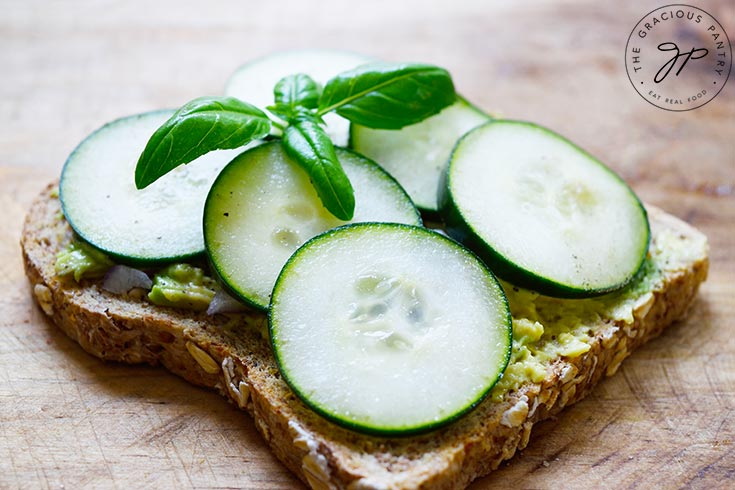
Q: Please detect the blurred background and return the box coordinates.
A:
[3,0,732,190]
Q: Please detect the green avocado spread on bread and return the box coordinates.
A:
[492,228,694,400]
[147,263,217,311]
[55,240,113,282]
[55,241,216,311]
[53,227,691,403]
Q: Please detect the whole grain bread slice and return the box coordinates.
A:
[21,182,708,490]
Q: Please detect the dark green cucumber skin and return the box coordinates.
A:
[268,222,512,437]
[203,142,422,312]
[348,95,491,222]
[439,120,651,299]
[59,109,211,268]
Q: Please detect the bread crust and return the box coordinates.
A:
[21,182,708,490]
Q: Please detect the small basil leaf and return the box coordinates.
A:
[135,96,272,189]
[274,73,320,112]
[318,62,456,129]
[282,118,355,221]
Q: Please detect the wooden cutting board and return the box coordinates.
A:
[1,1,733,488]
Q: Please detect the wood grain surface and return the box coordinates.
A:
[1,1,733,489]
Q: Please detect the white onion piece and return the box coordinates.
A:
[207,289,249,315]
[103,265,153,294]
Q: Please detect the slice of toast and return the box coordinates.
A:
[21,182,708,490]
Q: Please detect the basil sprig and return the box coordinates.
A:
[135,62,455,219]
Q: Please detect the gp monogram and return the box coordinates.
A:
[625,4,731,111]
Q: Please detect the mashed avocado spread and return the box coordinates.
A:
[55,228,688,401]
[148,263,217,311]
[489,230,686,400]
[55,239,114,281]
[55,241,216,311]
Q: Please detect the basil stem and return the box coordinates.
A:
[317,62,456,129]
[282,117,355,221]
[135,96,272,189]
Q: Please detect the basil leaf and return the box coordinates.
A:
[274,74,320,111]
[282,117,355,221]
[268,74,321,122]
[318,62,456,129]
[135,96,272,189]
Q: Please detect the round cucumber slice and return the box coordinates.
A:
[441,120,650,297]
[204,142,421,311]
[59,111,241,265]
[350,98,490,216]
[270,223,511,435]
[225,49,373,146]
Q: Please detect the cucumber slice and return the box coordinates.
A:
[225,49,373,146]
[59,111,241,265]
[270,223,511,435]
[442,120,650,297]
[350,98,490,215]
[204,142,421,310]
